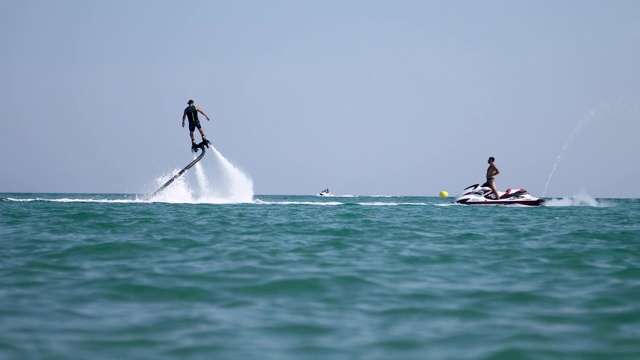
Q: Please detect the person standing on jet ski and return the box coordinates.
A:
[484,157,501,199]
[182,100,211,151]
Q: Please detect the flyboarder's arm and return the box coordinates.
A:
[182,111,187,128]
[197,107,211,121]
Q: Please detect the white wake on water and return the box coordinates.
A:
[544,190,613,207]
[150,145,254,204]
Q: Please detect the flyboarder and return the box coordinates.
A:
[182,100,211,151]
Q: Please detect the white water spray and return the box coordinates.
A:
[149,145,254,203]
[542,99,623,197]
[150,171,195,203]
[194,162,213,199]
[205,145,254,203]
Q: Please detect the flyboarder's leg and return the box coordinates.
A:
[190,131,199,151]
[198,128,210,145]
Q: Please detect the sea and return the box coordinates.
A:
[1,147,640,360]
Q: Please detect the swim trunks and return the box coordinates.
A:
[482,178,495,187]
[188,119,201,132]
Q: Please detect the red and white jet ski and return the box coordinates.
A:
[454,183,545,206]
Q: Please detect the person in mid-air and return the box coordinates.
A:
[484,156,500,199]
[182,100,211,150]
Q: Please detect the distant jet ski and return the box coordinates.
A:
[454,183,545,206]
[318,188,333,196]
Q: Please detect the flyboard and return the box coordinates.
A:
[148,140,211,199]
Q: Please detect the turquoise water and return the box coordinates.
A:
[1,193,639,359]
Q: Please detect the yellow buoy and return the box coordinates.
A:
[439,190,449,198]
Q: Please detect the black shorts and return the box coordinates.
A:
[188,120,201,132]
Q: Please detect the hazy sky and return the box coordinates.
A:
[2,0,639,197]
